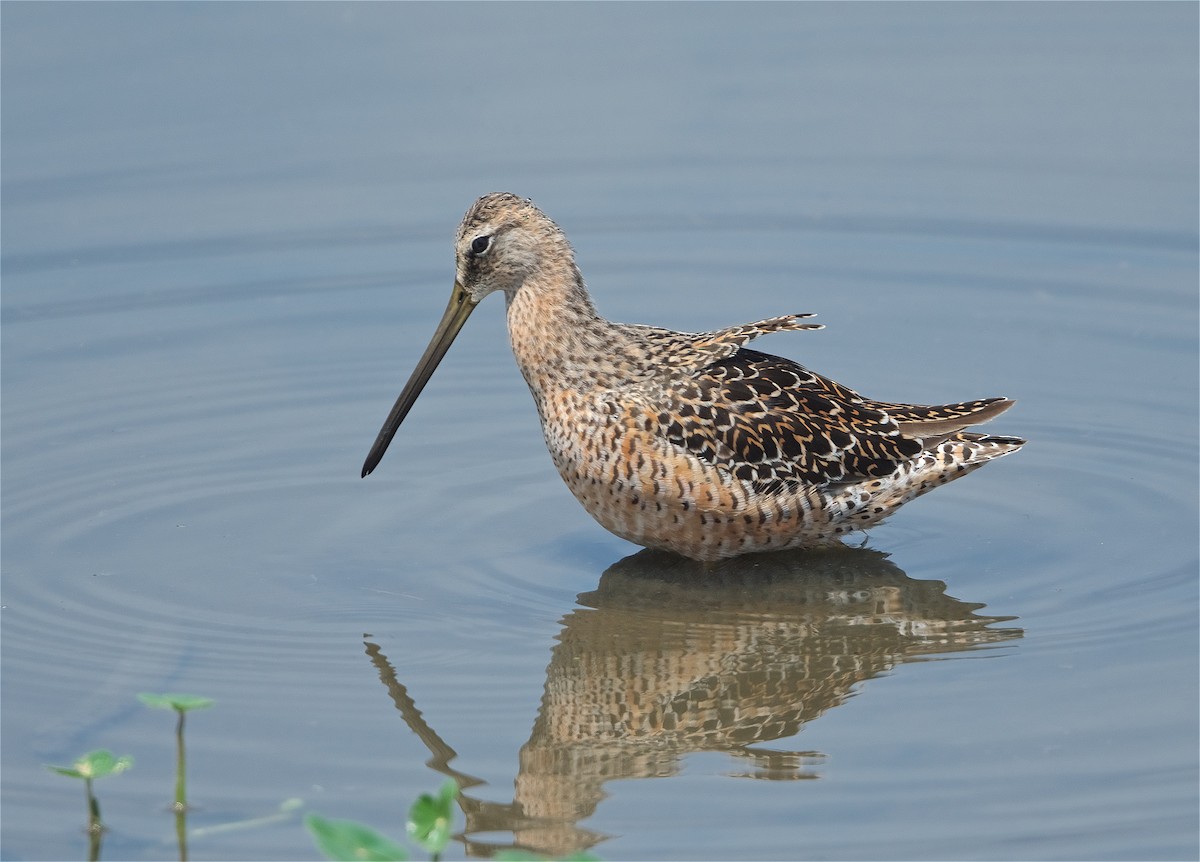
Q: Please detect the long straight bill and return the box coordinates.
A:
[361,281,478,477]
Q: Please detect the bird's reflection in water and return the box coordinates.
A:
[365,547,1022,858]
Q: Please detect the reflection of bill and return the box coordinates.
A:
[366,547,1022,859]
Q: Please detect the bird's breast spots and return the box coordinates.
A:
[542,388,614,425]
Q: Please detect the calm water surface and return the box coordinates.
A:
[3,5,1197,861]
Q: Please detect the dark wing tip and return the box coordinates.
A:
[979,434,1026,447]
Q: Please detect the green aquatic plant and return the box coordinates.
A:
[406,779,457,860]
[306,778,460,862]
[45,748,133,860]
[139,692,214,861]
[137,693,213,811]
[305,814,410,861]
[45,748,134,830]
[46,696,554,861]
[189,796,305,838]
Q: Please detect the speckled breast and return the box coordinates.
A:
[535,390,841,560]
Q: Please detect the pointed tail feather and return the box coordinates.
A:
[881,397,1017,445]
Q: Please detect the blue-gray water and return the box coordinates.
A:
[3,4,1197,860]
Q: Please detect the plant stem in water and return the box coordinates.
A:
[174,709,189,862]
[85,777,103,862]
[175,710,187,809]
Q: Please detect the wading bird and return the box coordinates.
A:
[362,193,1023,561]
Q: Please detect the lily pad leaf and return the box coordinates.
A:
[45,749,133,780]
[138,692,215,711]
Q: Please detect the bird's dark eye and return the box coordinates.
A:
[470,235,491,256]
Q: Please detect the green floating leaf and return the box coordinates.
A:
[138,692,215,712]
[45,750,133,781]
[305,814,408,862]
[406,779,457,855]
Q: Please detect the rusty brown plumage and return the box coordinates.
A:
[363,193,1025,560]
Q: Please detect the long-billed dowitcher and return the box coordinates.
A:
[363,193,1024,561]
